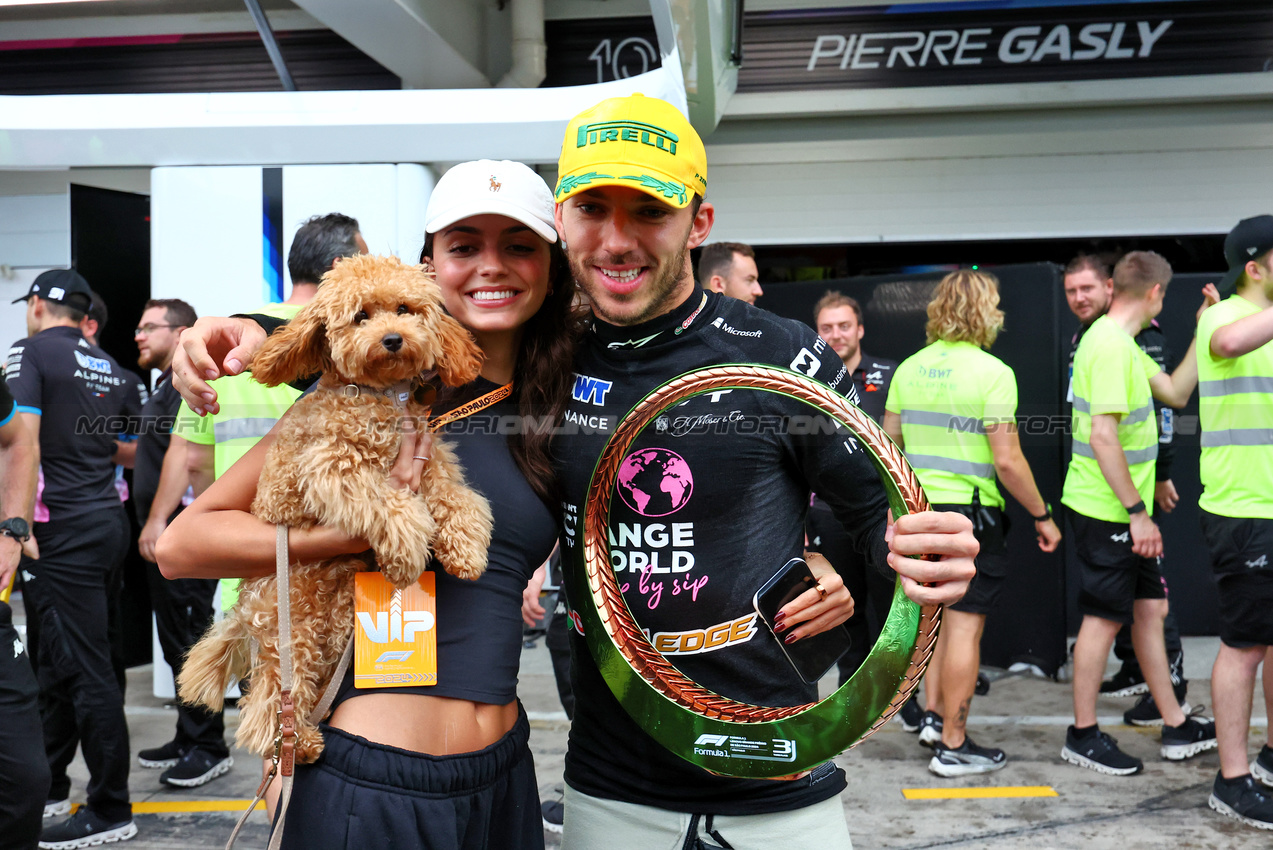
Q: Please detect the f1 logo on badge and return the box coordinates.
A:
[375,650,414,663]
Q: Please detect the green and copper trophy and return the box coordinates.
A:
[568,364,941,778]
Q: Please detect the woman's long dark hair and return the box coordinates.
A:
[422,233,587,512]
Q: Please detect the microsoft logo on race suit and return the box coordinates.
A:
[572,373,613,405]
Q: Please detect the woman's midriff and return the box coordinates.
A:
[328,693,518,755]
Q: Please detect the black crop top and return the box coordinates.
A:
[330,378,558,707]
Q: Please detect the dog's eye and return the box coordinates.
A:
[396,304,409,315]
[353,310,368,324]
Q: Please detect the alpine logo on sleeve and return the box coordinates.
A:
[790,348,821,377]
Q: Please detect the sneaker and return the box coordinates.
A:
[541,799,564,834]
[159,749,233,788]
[1209,773,1273,830]
[918,711,943,749]
[1123,684,1190,728]
[929,736,1007,777]
[43,800,71,819]
[1162,715,1218,761]
[1061,726,1143,776]
[137,740,186,769]
[1100,664,1149,698]
[898,696,924,733]
[1253,745,1273,788]
[39,808,136,849]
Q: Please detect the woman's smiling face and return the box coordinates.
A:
[428,213,553,337]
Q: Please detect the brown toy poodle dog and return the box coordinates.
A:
[179,254,494,763]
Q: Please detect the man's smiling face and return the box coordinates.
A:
[555,186,713,327]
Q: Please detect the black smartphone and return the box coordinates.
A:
[752,558,852,684]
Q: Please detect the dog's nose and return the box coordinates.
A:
[382,334,403,353]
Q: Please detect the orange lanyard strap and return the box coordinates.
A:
[427,383,513,431]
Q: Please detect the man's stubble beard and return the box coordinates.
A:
[567,228,695,328]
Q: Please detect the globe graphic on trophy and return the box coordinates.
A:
[616,447,694,517]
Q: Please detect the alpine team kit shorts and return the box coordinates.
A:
[1070,511,1167,624]
[1200,510,1273,648]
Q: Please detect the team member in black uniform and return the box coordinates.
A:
[6,270,141,849]
[805,292,900,686]
[128,298,235,789]
[0,373,46,850]
[78,289,148,702]
[160,160,581,849]
[1064,255,1188,724]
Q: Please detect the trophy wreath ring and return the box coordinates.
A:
[568,364,943,778]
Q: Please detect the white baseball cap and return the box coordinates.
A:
[425,160,558,243]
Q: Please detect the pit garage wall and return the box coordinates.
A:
[700,96,1273,246]
[150,164,433,320]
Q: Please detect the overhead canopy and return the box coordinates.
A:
[0,58,686,168]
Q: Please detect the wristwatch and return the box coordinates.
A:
[1124,500,1147,516]
[1031,503,1053,523]
[0,517,30,543]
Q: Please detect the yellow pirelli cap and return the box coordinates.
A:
[555,93,707,209]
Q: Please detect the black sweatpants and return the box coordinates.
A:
[546,606,574,720]
[21,505,131,823]
[145,563,227,756]
[0,601,51,850]
[806,504,896,686]
[278,708,543,850]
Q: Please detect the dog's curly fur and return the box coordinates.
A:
[178,254,493,763]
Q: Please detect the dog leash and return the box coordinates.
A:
[224,527,354,850]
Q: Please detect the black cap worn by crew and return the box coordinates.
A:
[1220,215,1273,293]
[12,268,93,311]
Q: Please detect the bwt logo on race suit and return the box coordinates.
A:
[572,373,613,405]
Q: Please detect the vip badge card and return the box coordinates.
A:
[354,572,437,688]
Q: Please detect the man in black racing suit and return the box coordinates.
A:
[548,94,977,848]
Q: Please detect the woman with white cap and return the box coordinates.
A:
[159,160,583,849]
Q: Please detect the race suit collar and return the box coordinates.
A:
[589,289,716,351]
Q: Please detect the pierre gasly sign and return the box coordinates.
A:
[738,0,1273,92]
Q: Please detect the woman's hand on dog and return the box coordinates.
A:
[173,317,268,415]
[389,418,432,494]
